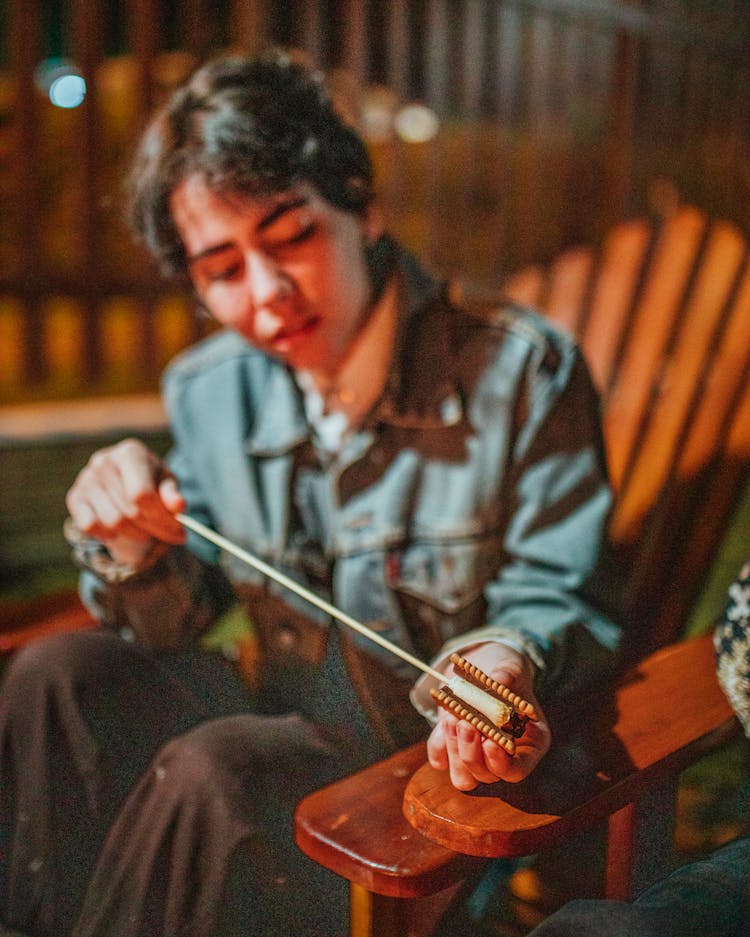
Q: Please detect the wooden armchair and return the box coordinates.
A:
[294,204,750,936]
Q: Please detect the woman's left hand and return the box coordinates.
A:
[426,642,550,789]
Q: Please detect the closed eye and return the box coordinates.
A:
[205,261,242,283]
[283,222,316,246]
[262,214,318,251]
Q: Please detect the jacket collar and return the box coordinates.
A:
[371,243,465,430]
[246,365,309,457]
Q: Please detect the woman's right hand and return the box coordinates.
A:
[66,437,186,566]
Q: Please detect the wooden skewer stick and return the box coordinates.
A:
[177,513,535,750]
[177,512,445,682]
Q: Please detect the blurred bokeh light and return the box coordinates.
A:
[35,59,87,109]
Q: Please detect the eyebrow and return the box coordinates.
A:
[185,195,310,267]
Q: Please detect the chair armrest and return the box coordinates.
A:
[294,741,484,898]
[0,593,95,655]
[294,634,738,897]
[404,633,738,856]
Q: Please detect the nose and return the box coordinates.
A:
[246,250,290,309]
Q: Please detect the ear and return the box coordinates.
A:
[362,201,385,243]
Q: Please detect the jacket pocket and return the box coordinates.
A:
[233,582,328,712]
[387,539,495,660]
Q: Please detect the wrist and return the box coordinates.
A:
[456,642,536,698]
[64,518,171,584]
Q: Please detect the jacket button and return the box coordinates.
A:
[346,512,373,530]
[419,605,438,624]
[276,623,298,649]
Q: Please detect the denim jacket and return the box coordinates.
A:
[80,243,623,743]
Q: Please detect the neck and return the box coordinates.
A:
[297,276,398,422]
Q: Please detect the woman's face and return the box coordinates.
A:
[170,175,382,377]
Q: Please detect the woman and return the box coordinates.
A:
[0,50,621,937]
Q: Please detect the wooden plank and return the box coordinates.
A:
[349,882,464,937]
[503,264,546,308]
[10,0,45,385]
[541,245,595,335]
[294,636,736,895]
[495,1,523,125]
[71,0,106,385]
[296,0,324,65]
[510,208,750,645]
[676,258,750,479]
[611,218,747,542]
[605,778,676,900]
[340,0,368,77]
[384,0,411,98]
[293,742,483,898]
[650,338,750,643]
[127,0,159,121]
[580,218,652,393]
[615,225,748,640]
[603,206,707,492]
[230,0,272,54]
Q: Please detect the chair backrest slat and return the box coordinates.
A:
[542,246,596,335]
[581,219,653,393]
[602,207,708,492]
[612,217,747,542]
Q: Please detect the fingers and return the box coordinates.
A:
[484,716,551,784]
[427,643,552,789]
[66,438,185,555]
[428,711,550,789]
[427,714,510,791]
[426,721,449,771]
[428,714,517,790]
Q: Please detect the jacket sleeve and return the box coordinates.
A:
[75,367,237,651]
[77,546,236,651]
[417,332,624,707]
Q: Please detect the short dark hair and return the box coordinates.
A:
[127,49,375,275]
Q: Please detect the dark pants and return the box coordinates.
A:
[528,835,750,937]
[0,628,369,937]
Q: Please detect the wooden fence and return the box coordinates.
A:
[1,0,749,402]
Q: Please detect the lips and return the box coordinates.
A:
[269,316,322,349]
